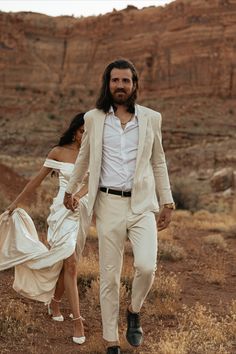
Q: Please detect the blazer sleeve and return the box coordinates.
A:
[151,113,174,206]
[66,117,90,194]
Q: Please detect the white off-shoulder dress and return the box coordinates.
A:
[0,159,90,303]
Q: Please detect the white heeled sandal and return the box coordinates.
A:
[47,297,64,322]
[72,315,86,344]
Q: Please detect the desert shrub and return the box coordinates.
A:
[204,267,226,285]
[15,85,26,91]
[203,234,227,250]
[159,240,186,261]
[172,177,201,211]
[47,113,56,120]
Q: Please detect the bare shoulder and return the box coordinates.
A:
[47,146,62,161]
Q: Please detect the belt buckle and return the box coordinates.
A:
[121,190,124,197]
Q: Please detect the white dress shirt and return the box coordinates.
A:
[99,106,139,191]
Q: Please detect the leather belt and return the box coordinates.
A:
[99,187,131,197]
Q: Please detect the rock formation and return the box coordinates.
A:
[210,167,234,192]
[0,0,235,211]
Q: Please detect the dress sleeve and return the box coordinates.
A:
[43,159,62,171]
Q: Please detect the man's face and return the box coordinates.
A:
[109,68,135,105]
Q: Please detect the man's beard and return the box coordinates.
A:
[111,89,133,105]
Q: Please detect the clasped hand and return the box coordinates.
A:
[63,192,79,211]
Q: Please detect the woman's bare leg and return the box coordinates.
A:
[64,252,84,338]
[50,267,65,316]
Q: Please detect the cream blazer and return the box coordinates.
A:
[66,105,174,216]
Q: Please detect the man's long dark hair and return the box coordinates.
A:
[96,59,139,113]
[57,112,85,146]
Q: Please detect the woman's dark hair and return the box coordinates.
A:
[57,112,85,146]
[96,58,139,113]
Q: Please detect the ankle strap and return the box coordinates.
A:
[52,296,61,303]
[71,315,85,321]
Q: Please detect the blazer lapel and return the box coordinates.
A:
[135,105,148,168]
[94,110,106,170]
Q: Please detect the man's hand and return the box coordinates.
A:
[156,207,173,231]
[64,192,76,211]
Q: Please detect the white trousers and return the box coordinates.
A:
[94,191,158,342]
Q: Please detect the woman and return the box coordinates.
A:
[0,112,90,345]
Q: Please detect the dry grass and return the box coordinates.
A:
[158,224,186,261]
[149,302,236,354]
[202,253,227,285]
[147,269,182,318]
[226,300,236,340]
[159,240,186,261]
[0,300,34,342]
[172,210,192,221]
[203,234,227,250]
[173,209,233,230]
[171,211,236,250]
[77,254,100,291]
[194,209,216,220]
[85,277,100,310]
[191,210,235,233]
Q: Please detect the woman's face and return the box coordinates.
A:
[74,125,84,145]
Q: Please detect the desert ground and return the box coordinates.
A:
[0,157,236,354]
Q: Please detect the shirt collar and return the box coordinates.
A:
[107,104,138,118]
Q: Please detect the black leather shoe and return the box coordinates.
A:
[106,346,121,354]
[126,309,143,347]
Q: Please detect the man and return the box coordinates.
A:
[64,59,175,354]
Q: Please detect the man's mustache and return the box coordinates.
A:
[114,89,126,93]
